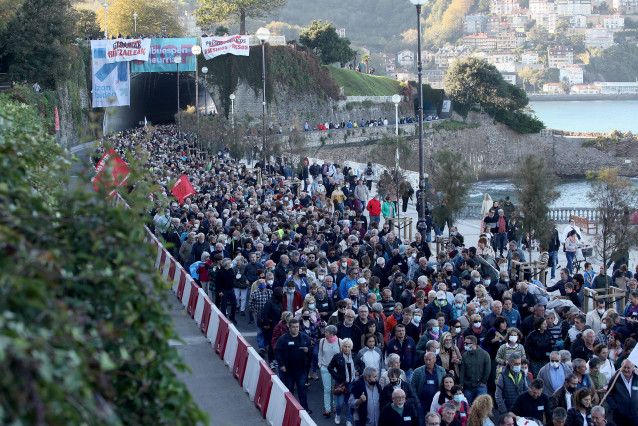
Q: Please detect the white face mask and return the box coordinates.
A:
[341,262,347,267]
[509,335,518,343]
[598,308,605,315]
[473,322,482,328]
[601,323,607,330]
[550,361,560,369]
[318,275,325,281]
[455,327,461,334]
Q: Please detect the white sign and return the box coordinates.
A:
[91,40,130,107]
[201,35,250,59]
[442,100,451,113]
[105,38,151,63]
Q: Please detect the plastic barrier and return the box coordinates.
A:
[170,260,180,293]
[214,315,230,357]
[193,288,207,326]
[255,360,275,418]
[158,248,167,272]
[299,410,314,426]
[200,299,213,336]
[176,272,187,301]
[181,276,192,308]
[186,281,199,318]
[154,244,163,269]
[224,324,240,370]
[206,304,221,342]
[233,335,251,385]
[283,391,305,426]
[266,376,288,426]
[243,347,263,401]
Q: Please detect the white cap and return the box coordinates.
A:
[358,278,367,284]
[436,290,446,299]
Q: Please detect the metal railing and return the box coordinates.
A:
[458,203,598,223]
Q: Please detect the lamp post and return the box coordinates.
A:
[409,0,428,243]
[103,2,109,39]
[201,66,208,116]
[191,45,201,121]
[229,93,235,128]
[256,27,270,170]
[392,93,401,170]
[133,12,137,35]
[174,53,181,134]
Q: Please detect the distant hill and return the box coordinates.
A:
[327,66,402,96]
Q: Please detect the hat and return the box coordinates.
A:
[265,260,276,268]
[171,202,178,207]
[358,278,367,284]
[436,290,446,299]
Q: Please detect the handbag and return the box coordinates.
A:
[333,382,348,395]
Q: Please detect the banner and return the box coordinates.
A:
[105,38,151,63]
[131,38,197,73]
[54,106,60,131]
[201,35,250,59]
[91,149,131,197]
[172,174,195,204]
[91,40,130,107]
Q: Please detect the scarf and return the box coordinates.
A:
[327,335,338,344]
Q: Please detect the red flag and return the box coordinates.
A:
[171,174,195,204]
[91,149,131,197]
[54,106,60,131]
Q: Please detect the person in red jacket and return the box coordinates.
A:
[284,280,304,313]
[367,194,382,225]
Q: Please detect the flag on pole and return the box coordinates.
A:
[171,174,195,204]
[91,149,131,198]
[54,106,60,131]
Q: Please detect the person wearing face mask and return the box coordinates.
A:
[495,329,526,367]
[496,353,529,414]
[379,388,419,426]
[284,281,304,314]
[458,335,491,405]
[315,286,335,322]
[406,308,425,343]
[379,367,418,412]
[416,319,443,361]
[462,314,488,345]
[501,297,522,329]
[439,332,463,377]
[249,278,273,356]
[425,290,455,324]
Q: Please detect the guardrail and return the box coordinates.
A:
[458,203,598,223]
[346,95,396,103]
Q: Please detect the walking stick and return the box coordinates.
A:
[600,370,622,405]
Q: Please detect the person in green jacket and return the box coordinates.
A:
[382,196,396,230]
[411,352,446,409]
[458,335,491,405]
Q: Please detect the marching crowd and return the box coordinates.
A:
[98,124,638,426]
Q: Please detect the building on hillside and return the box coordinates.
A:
[603,14,625,30]
[422,69,445,89]
[521,51,541,64]
[594,81,638,94]
[585,27,614,48]
[502,73,517,84]
[464,14,488,34]
[422,50,436,63]
[397,50,415,68]
[179,10,201,36]
[394,70,415,82]
[487,15,511,34]
[569,15,588,27]
[530,0,556,16]
[490,0,521,14]
[508,10,530,29]
[336,28,346,38]
[559,64,584,84]
[570,84,601,94]
[480,51,517,72]
[555,0,592,15]
[434,46,472,69]
[463,33,498,50]
[547,46,574,68]
[543,82,564,93]
[611,0,638,13]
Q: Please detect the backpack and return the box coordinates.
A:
[366,166,373,176]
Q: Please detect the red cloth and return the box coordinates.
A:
[366,198,381,216]
[498,216,507,233]
[171,174,195,204]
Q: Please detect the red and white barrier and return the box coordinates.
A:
[255,360,275,418]
[186,281,199,318]
[214,315,231,357]
[223,324,240,370]
[206,305,221,342]
[243,347,263,400]
[193,288,208,326]
[283,391,306,426]
[266,376,288,426]
[299,410,314,426]
[233,335,252,385]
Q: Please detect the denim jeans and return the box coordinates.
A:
[284,369,309,409]
[320,366,335,412]
[549,251,558,279]
[335,384,352,422]
[370,215,381,224]
[463,384,487,405]
[566,251,576,274]
[405,369,414,384]
[495,232,508,256]
[256,322,265,351]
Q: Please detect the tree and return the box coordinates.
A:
[215,25,230,35]
[361,54,371,73]
[196,0,287,35]
[444,57,504,117]
[371,135,413,170]
[0,0,75,87]
[107,0,182,37]
[513,154,560,262]
[73,9,102,39]
[428,148,472,233]
[0,95,208,424]
[299,20,357,65]
[586,168,638,277]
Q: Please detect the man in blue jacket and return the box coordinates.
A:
[386,323,417,384]
[349,366,383,426]
[275,319,313,414]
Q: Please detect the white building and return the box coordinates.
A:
[502,73,517,85]
[484,51,517,72]
[543,83,564,93]
[603,14,625,30]
[585,27,615,49]
[530,0,555,16]
[559,64,584,84]
[611,0,638,12]
[594,81,638,94]
[464,14,488,34]
[521,51,540,64]
[490,0,521,14]
[336,28,346,38]
[397,50,415,68]
[570,84,600,94]
[569,15,587,27]
[555,0,592,15]
[548,46,574,68]
[423,69,445,89]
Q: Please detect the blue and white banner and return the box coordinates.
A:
[131,38,197,73]
[91,40,130,107]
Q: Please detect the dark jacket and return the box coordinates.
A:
[566,408,591,426]
[386,336,418,371]
[524,330,555,362]
[327,352,357,384]
[350,376,383,426]
[512,391,552,423]
[459,347,491,390]
[606,371,638,421]
[378,402,419,426]
[424,300,454,323]
[274,331,312,372]
[380,380,418,411]
[260,296,284,329]
[496,366,529,414]
[216,266,235,291]
[550,386,572,411]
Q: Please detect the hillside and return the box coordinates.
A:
[328,67,402,96]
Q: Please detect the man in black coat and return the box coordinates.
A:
[512,379,553,424]
[379,368,418,411]
[274,319,312,413]
[606,359,638,426]
[378,389,419,426]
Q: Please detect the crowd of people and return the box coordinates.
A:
[98,124,638,426]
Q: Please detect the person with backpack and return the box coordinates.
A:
[364,162,374,190]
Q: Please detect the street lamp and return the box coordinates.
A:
[409,0,428,243]
[392,94,401,136]
[229,93,235,128]
[174,53,182,134]
[201,66,208,116]
[133,12,137,35]
[103,2,109,39]
[191,45,201,121]
[256,26,270,170]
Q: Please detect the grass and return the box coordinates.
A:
[327,66,402,96]
[433,120,480,131]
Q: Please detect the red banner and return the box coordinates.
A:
[91,149,131,197]
[172,174,195,204]
[54,106,60,131]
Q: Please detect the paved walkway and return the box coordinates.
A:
[168,295,267,425]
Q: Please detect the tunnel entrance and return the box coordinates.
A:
[104,72,215,133]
